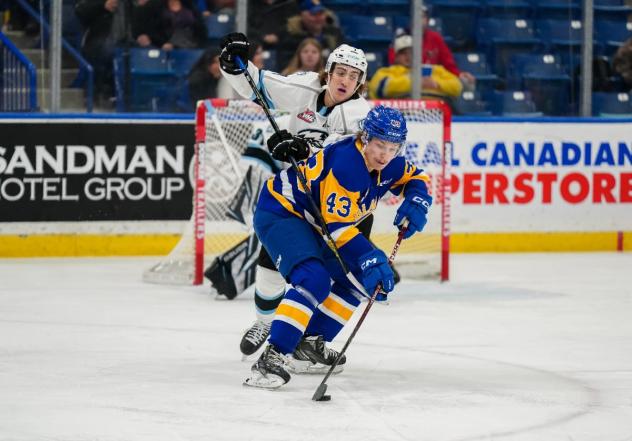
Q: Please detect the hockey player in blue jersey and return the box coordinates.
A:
[244,105,433,389]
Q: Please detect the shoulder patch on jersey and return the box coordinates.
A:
[297,109,316,123]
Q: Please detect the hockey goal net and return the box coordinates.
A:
[143,98,451,286]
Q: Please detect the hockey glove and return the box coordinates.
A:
[358,249,394,297]
[267,130,310,162]
[219,32,250,74]
[393,193,431,239]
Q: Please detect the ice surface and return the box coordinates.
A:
[1,253,631,441]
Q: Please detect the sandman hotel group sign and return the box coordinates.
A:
[0,119,194,222]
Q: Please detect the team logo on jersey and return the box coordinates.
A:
[297,109,316,123]
[297,128,328,143]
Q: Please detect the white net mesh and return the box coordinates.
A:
[143,99,449,285]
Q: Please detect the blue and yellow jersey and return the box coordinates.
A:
[257,135,432,262]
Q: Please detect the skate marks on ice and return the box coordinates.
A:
[1,255,632,441]
[338,342,602,441]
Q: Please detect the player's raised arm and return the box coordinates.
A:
[219,33,321,110]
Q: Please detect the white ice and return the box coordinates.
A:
[1,253,631,441]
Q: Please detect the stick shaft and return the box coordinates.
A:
[235,56,355,279]
[313,223,409,391]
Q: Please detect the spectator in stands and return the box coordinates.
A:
[276,0,343,69]
[281,37,323,75]
[389,6,475,91]
[134,0,206,51]
[250,40,266,70]
[188,47,222,106]
[368,34,462,105]
[248,0,299,51]
[613,37,632,90]
[75,0,138,107]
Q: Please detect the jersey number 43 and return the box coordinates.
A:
[326,192,351,217]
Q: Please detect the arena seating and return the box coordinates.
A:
[53,0,632,116]
[592,92,632,116]
[490,90,543,116]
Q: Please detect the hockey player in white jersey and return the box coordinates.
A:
[218,32,374,358]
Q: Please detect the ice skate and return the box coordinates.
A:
[243,345,291,389]
[287,335,346,375]
[240,320,271,359]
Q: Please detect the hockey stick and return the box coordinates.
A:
[312,220,408,402]
[234,56,370,297]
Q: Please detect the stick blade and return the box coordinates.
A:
[312,383,328,401]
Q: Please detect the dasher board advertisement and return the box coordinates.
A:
[0,119,194,222]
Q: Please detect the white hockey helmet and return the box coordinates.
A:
[325,44,368,85]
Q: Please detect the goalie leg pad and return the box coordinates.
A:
[204,234,261,299]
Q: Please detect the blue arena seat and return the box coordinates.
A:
[339,15,393,51]
[491,90,543,116]
[168,50,204,112]
[364,51,385,79]
[168,49,204,77]
[484,0,533,19]
[130,48,170,74]
[129,48,177,112]
[368,0,409,16]
[394,15,443,33]
[595,20,632,56]
[594,0,632,22]
[532,0,581,20]
[431,0,483,49]
[206,13,235,44]
[453,52,499,95]
[536,19,584,54]
[453,90,493,116]
[509,53,571,115]
[477,18,541,77]
[592,92,632,116]
[322,0,367,14]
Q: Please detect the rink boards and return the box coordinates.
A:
[0,114,630,257]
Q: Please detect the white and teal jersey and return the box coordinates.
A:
[221,61,370,148]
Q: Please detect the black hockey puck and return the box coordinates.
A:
[318,394,331,401]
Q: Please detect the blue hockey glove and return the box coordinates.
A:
[393,193,431,239]
[358,249,394,296]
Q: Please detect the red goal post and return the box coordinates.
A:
[142,98,451,286]
[372,99,451,282]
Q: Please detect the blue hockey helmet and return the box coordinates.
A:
[362,105,408,144]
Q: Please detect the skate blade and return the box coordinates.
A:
[243,372,287,390]
[287,359,344,375]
